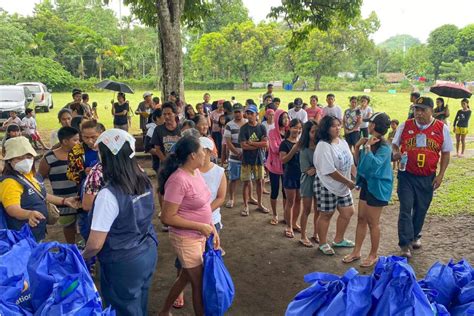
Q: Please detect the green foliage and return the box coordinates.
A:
[428,24,459,79]
[456,24,474,63]
[378,34,421,52]
[439,60,464,81]
[201,0,250,33]
[403,45,434,78]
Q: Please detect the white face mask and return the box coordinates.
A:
[13,158,34,174]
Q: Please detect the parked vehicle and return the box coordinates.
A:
[0,85,34,123]
[16,82,53,112]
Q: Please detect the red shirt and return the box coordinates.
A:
[400,119,444,176]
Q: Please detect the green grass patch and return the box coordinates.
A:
[430,157,474,216]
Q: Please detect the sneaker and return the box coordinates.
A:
[400,246,412,258]
[225,200,234,208]
[412,239,422,250]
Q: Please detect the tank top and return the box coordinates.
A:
[201,164,225,226]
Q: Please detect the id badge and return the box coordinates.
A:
[416,134,427,148]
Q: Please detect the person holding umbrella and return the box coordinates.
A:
[392,97,453,258]
[112,92,130,132]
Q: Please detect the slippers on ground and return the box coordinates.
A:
[270,217,279,225]
[319,243,335,255]
[342,254,361,264]
[225,200,234,208]
[241,207,249,217]
[248,199,258,205]
[299,239,314,248]
[310,236,320,244]
[284,229,294,238]
[173,297,184,309]
[293,226,302,233]
[332,239,355,248]
[263,190,270,195]
[360,257,379,268]
[257,206,270,214]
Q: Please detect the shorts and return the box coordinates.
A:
[358,177,388,207]
[31,132,41,141]
[454,127,469,135]
[240,164,264,182]
[58,214,77,227]
[283,173,300,189]
[344,131,361,146]
[169,233,206,269]
[300,174,315,197]
[314,175,353,212]
[227,161,241,181]
[360,127,369,138]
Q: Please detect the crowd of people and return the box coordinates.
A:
[0,83,470,315]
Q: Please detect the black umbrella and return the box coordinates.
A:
[95,79,134,94]
[430,83,472,99]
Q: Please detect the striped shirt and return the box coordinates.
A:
[44,150,79,215]
[224,119,247,162]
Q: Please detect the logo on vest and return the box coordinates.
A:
[408,130,414,134]
[27,188,35,196]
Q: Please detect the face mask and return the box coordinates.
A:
[13,158,34,174]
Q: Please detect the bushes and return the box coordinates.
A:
[184,80,237,90]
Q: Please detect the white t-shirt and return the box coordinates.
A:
[201,164,225,226]
[323,105,343,120]
[262,121,275,134]
[313,139,354,196]
[288,108,308,123]
[392,119,454,152]
[91,188,119,232]
[21,117,37,135]
[360,106,373,129]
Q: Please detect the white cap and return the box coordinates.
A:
[95,129,136,158]
[143,91,153,98]
[199,137,214,151]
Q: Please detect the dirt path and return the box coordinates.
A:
[46,178,474,315]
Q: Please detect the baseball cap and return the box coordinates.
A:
[95,129,136,158]
[233,103,244,112]
[294,98,303,107]
[414,96,434,109]
[143,91,153,98]
[245,104,258,113]
[364,112,391,135]
[199,136,215,151]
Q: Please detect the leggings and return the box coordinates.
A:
[211,131,223,158]
[269,171,286,200]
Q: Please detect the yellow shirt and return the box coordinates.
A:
[0,172,41,208]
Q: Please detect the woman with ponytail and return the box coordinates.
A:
[158,136,220,316]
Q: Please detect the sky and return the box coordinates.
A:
[0,0,472,43]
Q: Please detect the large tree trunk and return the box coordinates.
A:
[155,0,185,103]
[313,73,322,91]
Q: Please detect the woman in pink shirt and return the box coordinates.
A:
[265,109,289,225]
[306,95,323,123]
[159,136,220,316]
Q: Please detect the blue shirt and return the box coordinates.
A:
[356,143,393,202]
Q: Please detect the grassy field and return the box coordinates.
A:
[31,90,474,217]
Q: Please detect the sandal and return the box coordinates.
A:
[249,199,258,205]
[173,296,184,309]
[284,229,294,238]
[360,257,379,268]
[270,217,279,225]
[319,243,335,255]
[332,239,355,248]
[241,207,249,217]
[310,236,320,244]
[342,254,361,264]
[293,226,302,233]
[257,205,270,214]
[225,200,234,208]
[299,239,314,248]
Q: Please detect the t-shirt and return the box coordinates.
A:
[279,140,300,179]
[3,117,22,127]
[136,101,153,130]
[306,107,323,121]
[314,139,354,196]
[238,123,267,165]
[392,120,453,152]
[164,168,212,237]
[203,102,212,116]
[288,108,308,123]
[150,124,181,158]
[262,121,275,134]
[454,109,471,128]
[113,102,130,126]
[0,172,41,208]
[201,164,225,226]
[21,117,37,135]
[343,108,361,131]
[224,119,247,163]
[210,110,224,133]
[90,188,119,232]
[360,106,372,129]
[323,105,343,120]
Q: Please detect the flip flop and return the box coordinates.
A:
[319,243,335,256]
[310,236,320,244]
[257,206,270,214]
[342,254,361,264]
[173,297,184,309]
[293,226,302,233]
[360,257,379,268]
[270,217,279,225]
[241,207,249,217]
[225,200,234,208]
[299,239,314,248]
[248,199,258,205]
[332,239,355,248]
[284,229,294,238]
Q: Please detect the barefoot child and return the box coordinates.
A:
[21,108,49,150]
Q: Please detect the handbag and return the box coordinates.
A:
[16,174,60,225]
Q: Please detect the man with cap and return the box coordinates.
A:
[136,91,154,136]
[238,104,269,216]
[224,103,247,208]
[288,97,308,123]
[392,96,453,258]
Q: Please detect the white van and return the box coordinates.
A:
[0,85,34,123]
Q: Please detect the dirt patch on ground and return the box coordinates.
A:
[45,175,474,316]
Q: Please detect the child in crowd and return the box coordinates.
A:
[388,119,399,169]
[453,98,471,158]
[262,109,275,134]
[91,101,99,120]
[323,93,343,120]
[279,119,303,238]
[1,124,21,157]
[2,111,22,130]
[21,108,49,150]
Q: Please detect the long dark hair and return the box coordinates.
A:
[285,118,302,139]
[316,115,341,144]
[99,142,151,195]
[184,104,195,120]
[300,120,318,149]
[158,136,201,195]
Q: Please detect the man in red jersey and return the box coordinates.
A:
[392,97,453,258]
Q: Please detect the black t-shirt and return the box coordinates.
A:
[113,102,130,125]
[238,123,267,165]
[454,109,472,128]
[150,124,181,159]
[279,139,300,178]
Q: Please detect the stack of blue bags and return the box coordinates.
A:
[286,256,474,316]
[0,225,114,315]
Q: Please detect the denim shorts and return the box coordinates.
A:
[227,161,241,181]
